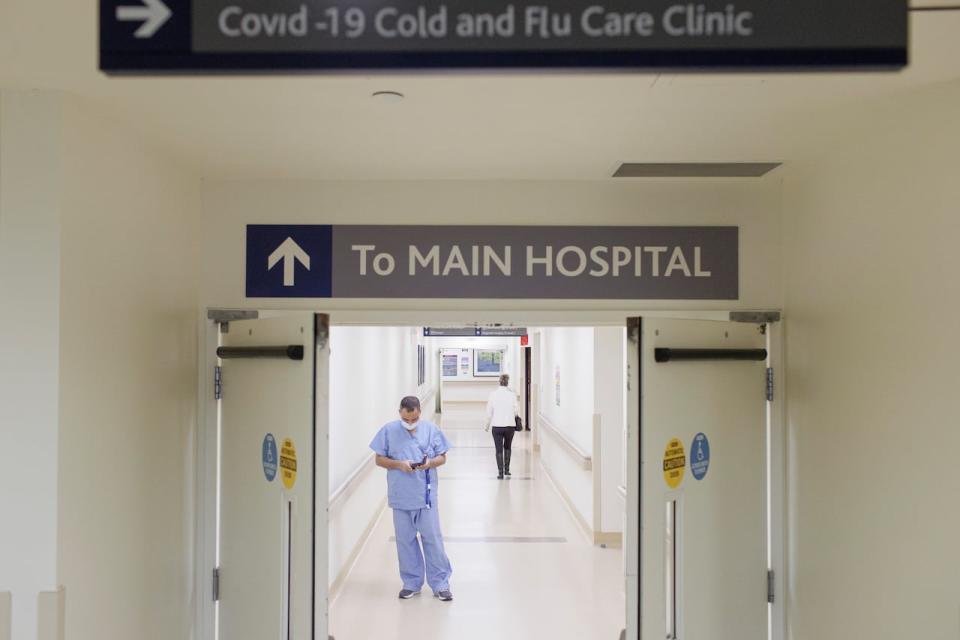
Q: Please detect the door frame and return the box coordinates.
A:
[194,307,786,640]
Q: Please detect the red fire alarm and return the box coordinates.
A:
[521,335,529,346]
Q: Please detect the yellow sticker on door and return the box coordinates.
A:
[280,438,298,490]
[663,438,686,489]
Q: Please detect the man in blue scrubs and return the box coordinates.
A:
[370,396,454,601]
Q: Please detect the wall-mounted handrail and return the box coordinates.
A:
[329,453,377,510]
[538,412,592,471]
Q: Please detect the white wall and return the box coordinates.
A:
[537,327,595,527]
[57,98,201,640]
[327,326,436,587]
[198,179,783,314]
[535,326,626,537]
[0,91,62,640]
[781,81,960,640]
[594,327,626,534]
[540,327,595,453]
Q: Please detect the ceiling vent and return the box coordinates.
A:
[613,162,781,178]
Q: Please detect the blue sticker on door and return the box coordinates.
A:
[690,433,710,481]
[262,433,278,482]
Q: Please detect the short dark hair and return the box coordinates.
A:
[399,396,421,411]
[499,374,510,387]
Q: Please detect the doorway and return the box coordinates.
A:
[199,310,785,640]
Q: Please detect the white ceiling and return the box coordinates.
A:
[1,2,959,180]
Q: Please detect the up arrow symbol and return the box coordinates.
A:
[116,0,172,39]
[268,238,311,287]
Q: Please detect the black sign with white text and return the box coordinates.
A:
[101,0,907,73]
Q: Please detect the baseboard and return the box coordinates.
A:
[329,496,388,601]
[593,531,623,548]
[539,458,594,543]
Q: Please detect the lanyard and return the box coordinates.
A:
[407,429,432,509]
[424,467,432,510]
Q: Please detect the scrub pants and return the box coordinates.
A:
[392,507,453,593]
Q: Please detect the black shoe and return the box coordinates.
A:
[497,472,504,480]
[399,589,421,599]
[505,470,512,477]
[435,590,454,602]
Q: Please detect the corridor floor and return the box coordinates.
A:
[329,427,626,640]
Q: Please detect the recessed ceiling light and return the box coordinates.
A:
[371,90,405,103]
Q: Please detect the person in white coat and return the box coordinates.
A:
[485,374,518,479]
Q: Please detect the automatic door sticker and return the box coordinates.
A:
[262,433,278,482]
[280,437,298,489]
[690,433,710,481]
[663,437,686,489]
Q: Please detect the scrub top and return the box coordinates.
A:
[369,420,452,511]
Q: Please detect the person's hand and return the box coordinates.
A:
[396,460,416,473]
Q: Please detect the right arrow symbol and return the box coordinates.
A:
[268,238,311,287]
[116,0,172,39]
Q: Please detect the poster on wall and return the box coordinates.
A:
[442,353,458,378]
[473,349,504,377]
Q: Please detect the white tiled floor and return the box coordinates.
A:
[329,427,626,640]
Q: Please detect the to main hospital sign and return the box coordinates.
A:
[246,225,738,299]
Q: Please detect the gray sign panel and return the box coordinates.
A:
[330,225,738,300]
[193,0,905,53]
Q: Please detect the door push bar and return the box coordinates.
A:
[654,348,767,363]
[216,345,305,361]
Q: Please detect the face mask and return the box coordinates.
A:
[403,420,419,431]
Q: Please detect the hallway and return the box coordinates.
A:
[329,427,626,640]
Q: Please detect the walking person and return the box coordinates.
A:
[485,374,519,479]
[370,396,454,602]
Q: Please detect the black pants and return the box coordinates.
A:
[492,427,516,474]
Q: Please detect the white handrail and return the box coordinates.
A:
[538,412,592,471]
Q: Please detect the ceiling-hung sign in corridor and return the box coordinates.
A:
[245,224,739,300]
[100,0,907,73]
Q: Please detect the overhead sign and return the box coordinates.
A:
[100,0,907,73]
[424,327,528,337]
[246,224,738,300]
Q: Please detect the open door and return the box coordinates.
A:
[627,317,770,640]
[217,313,329,640]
